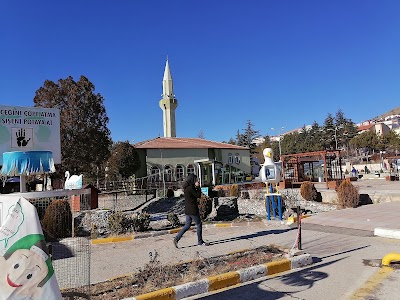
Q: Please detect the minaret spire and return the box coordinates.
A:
[162,58,174,97]
[159,58,178,137]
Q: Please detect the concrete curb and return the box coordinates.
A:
[121,254,313,300]
[374,227,400,240]
[91,221,267,244]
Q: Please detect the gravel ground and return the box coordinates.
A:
[139,189,338,229]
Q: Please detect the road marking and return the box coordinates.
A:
[348,266,394,300]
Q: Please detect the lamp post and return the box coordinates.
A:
[105,165,109,191]
[271,127,284,159]
[96,166,99,189]
[334,127,338,150]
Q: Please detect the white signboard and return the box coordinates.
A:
[0,105,61,164]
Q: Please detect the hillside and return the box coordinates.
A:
[374,106,400,120]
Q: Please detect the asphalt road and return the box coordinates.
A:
[185,229,400,300]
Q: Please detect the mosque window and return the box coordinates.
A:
[176,165,184,181]
[164,165,173,182]
[187,164,195,175]
[235,153,240,164]
[150,166,160,182]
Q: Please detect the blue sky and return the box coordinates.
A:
[1,1,399,143]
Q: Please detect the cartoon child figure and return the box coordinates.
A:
[0,234,54,300]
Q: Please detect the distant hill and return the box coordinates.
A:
[374,106,400,120]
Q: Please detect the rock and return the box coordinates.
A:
[209,197,239,220]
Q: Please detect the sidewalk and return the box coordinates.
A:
[90,220,296,283]
[301,201,400,237]
[90,199,400,284]
[89,192,400,299]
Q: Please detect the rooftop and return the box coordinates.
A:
[134,137,249,150]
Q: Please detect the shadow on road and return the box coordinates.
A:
[207,228,296,246]
[197,257,346,300]
[195,243,372,299]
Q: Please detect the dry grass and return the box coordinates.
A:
[63,245,284,299]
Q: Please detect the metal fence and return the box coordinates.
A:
[21,189,92,300]
[98,189,157,212]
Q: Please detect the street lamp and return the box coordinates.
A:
[334,127,338,150]
[105,165,109,190]
[271,127,284,159]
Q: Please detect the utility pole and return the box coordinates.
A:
[271,127,285,159]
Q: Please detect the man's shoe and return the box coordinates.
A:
[173,239,179,248]
[198,241,209,246]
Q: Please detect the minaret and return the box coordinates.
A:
[159,58,178,137]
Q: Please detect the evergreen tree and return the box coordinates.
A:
[197,129,204,139]
[322,113,336,149]
[254,136,271,162]
[107,141,141,180]
[309,121,324,151]
[349,131,379,153]
[334,109,358,150]
[34,76,112,179]
[241,120,260,147]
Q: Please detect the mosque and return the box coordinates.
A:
[134,59,251,187]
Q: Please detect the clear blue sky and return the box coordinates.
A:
[1,1,399,143]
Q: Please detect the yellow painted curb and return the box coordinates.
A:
[348,266,393,300]
[265,259,291,275]
[168,228,181,234]
[134,287,175,300]
[215,223,232,228]
[382,252,400,266]
[91,236,133,244]
[207,271,241,291]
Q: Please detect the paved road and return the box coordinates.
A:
[91,216,400,299]
[185,230,400,300]
[90,179,400,299]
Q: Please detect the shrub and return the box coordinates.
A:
[132,212,151,232]
[166,188,175,198]
[214,186,226,197]
[107,212,133,235]
[42,199,72,239]
[337,180,359,208]
[229,184,239,197]
[300,181,317,201]
[32,198,52,220]
[167,213,180,228]
[198,194,212,221]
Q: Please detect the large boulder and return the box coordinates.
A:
[209,197,239,220]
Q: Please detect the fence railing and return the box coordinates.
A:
[98,188,157,212]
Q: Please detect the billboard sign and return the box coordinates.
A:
[0,105,61,164]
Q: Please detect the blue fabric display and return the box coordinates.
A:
[1,151,55,176]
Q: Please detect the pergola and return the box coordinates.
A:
[280,150,343,189]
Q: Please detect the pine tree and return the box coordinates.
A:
[34,76,112,179]
[107,141,141,180]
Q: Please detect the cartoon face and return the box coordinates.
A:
[0,249,48,298]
